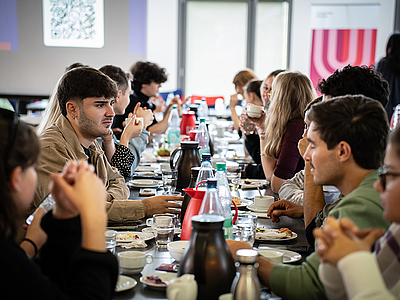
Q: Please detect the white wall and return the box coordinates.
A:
[289,0,396,75]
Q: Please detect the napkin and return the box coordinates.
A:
[118,239,147,249]
[257,231,287,239]
[141,151,157,163]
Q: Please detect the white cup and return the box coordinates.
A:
[257,249,284,264]
[135,117,144,129]
[246,105,263,118]
[118,251,154,274]
[253,195,274,210]
[219,294,233,300]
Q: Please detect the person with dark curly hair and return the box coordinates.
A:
[317,64,389,108]
[377,33,400,120]
[113,61,181,137]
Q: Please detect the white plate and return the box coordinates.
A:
[140,273,177,290]
[135,171,156,176]
[246,204,268,213]
[116,231,154,242]
[142,227,182,235]
[227,155,254,163]
[115,275,137,292]
[135,166,157,172]
[258,248,302,263]
[240,179,269,189]
[249,212,270,219]
[156,156,170,162]
[256,229,298,241]
[127,179,161,188]
[232,199,253,208]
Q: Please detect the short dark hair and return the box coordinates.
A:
[57,67,118,116]
[308,94,389,170]
[0,109,40,239]
[317,65,389,108]
[99,65,132,94]
[130,61,167,93]
[268,69,286,78]
[244,79,262,99]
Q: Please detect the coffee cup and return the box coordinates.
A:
[253,195,274,210]
[167,274,198,300]
[246,105,263,118]
[257,249,284,264]
[118,251,154,274]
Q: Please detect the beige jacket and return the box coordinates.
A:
[35,115,145,223]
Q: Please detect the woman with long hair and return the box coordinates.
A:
[258,71,317,192]
[0,108,118,299]
[314,125,400,300]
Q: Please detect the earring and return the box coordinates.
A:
[72,116,76,119]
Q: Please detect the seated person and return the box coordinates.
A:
[227,95,391,300]
[0,108,118,299]
[113,61,182,137]
[229,69,257,132]
[313,126,400,300]
[99,65,153,177]
[35,67,182,225]
[255,71,316,192]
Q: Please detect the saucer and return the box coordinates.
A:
[246,204,269,213]
[115,275,137,292]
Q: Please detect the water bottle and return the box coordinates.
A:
[26,193,55,225]
[167,104,180,144]
[200,98,209,119]
[198,178,224,216]
[215,162,233,239]
[195,117,210,156]
[231,249,261,300]
[166,92,175,107]
[195,153,214,190]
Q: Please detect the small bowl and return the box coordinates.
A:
[167,241,189,261]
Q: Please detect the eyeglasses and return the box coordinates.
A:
[0,108,19,172]
[378,165,400,190]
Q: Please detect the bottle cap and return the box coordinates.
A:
[236,249,258,264]
[206,178,217,189]
[172,104,178,109]
[201,153,211,161]
[216,162,226,171]
[199,117,206,123]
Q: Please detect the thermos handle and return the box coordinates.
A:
[170,148,181,170]
[195,180,207,190]
[232,200,239,224]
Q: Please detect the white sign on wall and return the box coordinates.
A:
[43,0,104,48]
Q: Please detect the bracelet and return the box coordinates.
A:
[22,238,38,257]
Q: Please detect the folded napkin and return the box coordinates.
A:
[118,239,147,249]
[257,231,287,239]
[141,151,157,163]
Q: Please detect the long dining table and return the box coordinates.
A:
[112,173,310,300]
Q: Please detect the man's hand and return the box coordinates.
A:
[314,217,384,266]
[247,111,266,132]
[120,117,143,146]
[226,240,253,261]
[298,137,309,158]
[142,195,183,217]
[267,199,304,223]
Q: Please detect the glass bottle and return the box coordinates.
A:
[198,178,223,216]
[195,117,210,156]
[167,104,180,144]
[215,162,233,239]
[195,153,214,190]
[231,249,261,300]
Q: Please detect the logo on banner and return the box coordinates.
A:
[310,29,377,88]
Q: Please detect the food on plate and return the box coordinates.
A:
[145,275,167,285]
[256,227,266,233]
[232,196,241,205]
[244,179,252,184]
[139,188,156,197]
[118,232,140,241]
[157,148,170,157]
[277,227,293,237]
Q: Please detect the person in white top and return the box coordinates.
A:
[314,126,400,300]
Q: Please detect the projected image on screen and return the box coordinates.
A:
[43,0,104,48]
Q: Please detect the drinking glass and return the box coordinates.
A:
[234,214,257,246]
[105,230,117,254]
[227,170,241,191]
[153,133,166,152]
[240,111,256,134]
[152,214,175,248]
[162,169,178,194]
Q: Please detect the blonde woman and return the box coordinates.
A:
[259,71,317,192]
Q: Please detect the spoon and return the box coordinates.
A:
[257,186,263,197]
